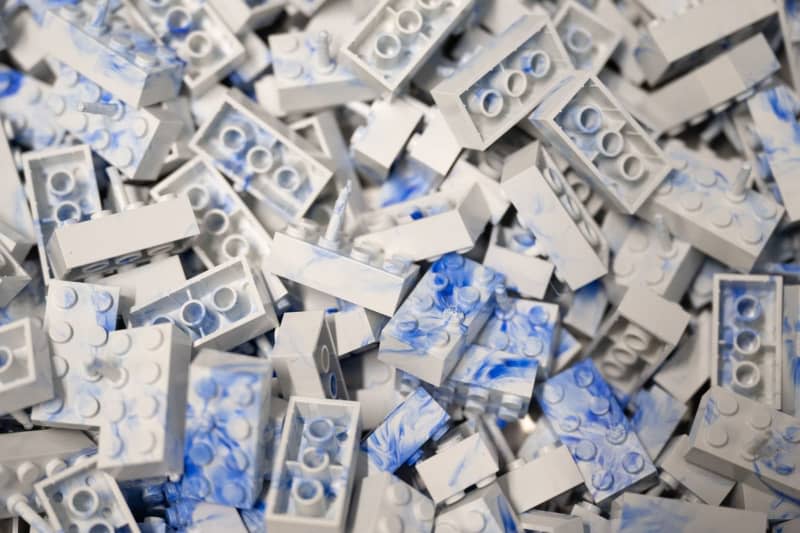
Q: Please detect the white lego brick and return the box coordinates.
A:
[440,159,509,224]
[536,359,657,504]
[231,31,272,86]
[435,482,522,533]
[6,9,49,76]
[363,386,450,473]
[269,219,419,317]
[378,253,503,386]
[47,61,183,182]
[629,384,686,460]
[341,0,475,95]
[0,429,95,519]
[168,501,249,533]
[501,142,609,290]
[747,85,800,223]
[554,1,621,75]
[587,287,689,404]
[0,244,30,308]
[354,183,490,263]
[95,255,186,319]
[639,141,784,273]
[23,144,101,283]
[0,65,65,150]
[687,386,800,500]
[265,396,360,533]
[552,327,583,375]
[498,446,583,513]
[689,259,728,310]
[271,310,349,400]
[563,280,608,338]
[269,30,377,115]
[348,472,434,533]
[208,0,285,35]
[0,127,35,263]
[361,156,447,211]
[41,3,183,107]
[530,72,671,215]
[658,435,736,506]
[46,195,199,281]
[127,0,246,95]
[179,349,272,508]
[155,96,197,176]
[479,0,548,34]
[416,432,499,504]
[151,156,287,303]
[712,274,784,410]
[327,304,386,356]
[570,502,611,533]
[30,280,120,429]
[777,0,800,93]
[35,457,138,533]
[610,216,703,301]
[611,493,766,532]
[129,258,278,352]
[432,14,572,150]
[190,90,334,223]
[95,324,192,481]
[405,108,462,178]
[635,0,777,85]
[653,311,711,404]
[0,317,51,415]
[341,350,401,430]
[518,511,583,533]
[349,97,424,183]
[728,475,800,522]
[483,225,554,300]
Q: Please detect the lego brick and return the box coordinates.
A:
[0,244,31,308]
[747,85,800,223]
[22,144,101,282]
[777,0,800,93]
[611,493,766,532]
[348,472,434,533]
[586,287,690,404]
[629,384,687,460]
[265,396,360,533]
[434,482,522,533]
[208,0,285,35]
[446,344,538,421]
[432,14,572,150]
[554,1,621,75]
[0,317,52,415]
[658,435,736,506]
[378,253,503,386]
[0,429,95,519]
[476,295,558,379]
[498,446,583,513]
[535,359,657,504]
[529,72,671,215]
[563,280,608,338]
[518,511,583,533]
[349,97,424,183]
[341,0,475,95]
[269,30,377,115]
[30,280,120,429]
[128,0,246,95]
[363,387,450,473]
[406,108,462,178]
[357,183,490,263]
[440,159,508,224]
[0,66,65,149]
[687,386,800,500]
[712,274,784,409]
[180,349,272,508]
[46,195,199,281]
[482,225,554,300]
[501,142,609,290]
[269,219,420,317]
[190,90,334,222]
[610,216,703,302]
[416,432,499,504]
[166,500,249,533]
[0,127,35,262]
[129,258,278,352]
[271,310,348,401]
[634,0,777,85]
[41,3,183,107]
[654,311,712,404]
[35,457,138,533]
[151,156,287,300]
